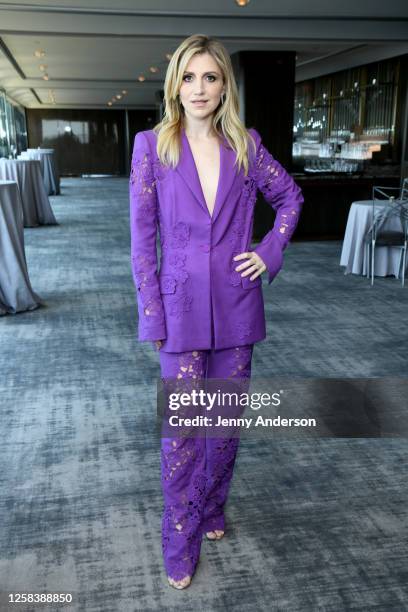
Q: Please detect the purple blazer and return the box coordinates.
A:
[129,126,303,353]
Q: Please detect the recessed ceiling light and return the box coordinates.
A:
[43,74,49,81]
[39,64,47,71]
[149,66,159,73]
[138,75,146,82]
[108,101,113,106]
[116,94,122,100]
[165,53,172,61]
[121,90,127,94]
[34,49,45,58]
[235,0,250,5]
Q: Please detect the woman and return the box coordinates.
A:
[130,34,303,589]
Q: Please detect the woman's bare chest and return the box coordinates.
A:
[187,138,220,217]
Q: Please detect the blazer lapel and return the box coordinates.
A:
[211,135,238,224]
[176,127,238,223]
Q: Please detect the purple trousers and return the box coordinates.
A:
[158,344,253,581]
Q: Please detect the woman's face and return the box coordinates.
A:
[179,52,225,123]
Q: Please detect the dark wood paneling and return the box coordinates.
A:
[290,175,400,240]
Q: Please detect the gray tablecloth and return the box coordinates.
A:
[21,149,60,195]
[0,159,58,227]
[0,180,44,315]
[340,200,406,277]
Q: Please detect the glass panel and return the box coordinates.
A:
[0,90,28,157]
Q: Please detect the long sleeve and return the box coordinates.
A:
[250,128,304,285]
[129,131,166,342]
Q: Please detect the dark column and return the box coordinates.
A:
[232,51,297,240]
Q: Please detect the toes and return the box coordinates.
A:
[168,575,191,589]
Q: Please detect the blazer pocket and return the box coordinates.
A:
[159,274,177,294]
[241,274,262,289]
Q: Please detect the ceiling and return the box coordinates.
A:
[0,0,407,109]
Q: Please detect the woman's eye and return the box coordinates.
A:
[182,75,217,82]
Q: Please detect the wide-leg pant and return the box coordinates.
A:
[159,344,253,581]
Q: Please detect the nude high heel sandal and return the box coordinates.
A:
[205,530,225,540]
[167,575,192,589]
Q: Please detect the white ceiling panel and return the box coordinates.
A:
[0,1,407,109]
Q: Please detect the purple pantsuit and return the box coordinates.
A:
[159,345,253,581]
[129,125,303,580]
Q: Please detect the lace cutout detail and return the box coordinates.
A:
[168,252,189,284]
[277,209,299,235]
[229,248,243,286]
[228,211,246,244]
[255,143,283,200]
[170,221,190,249]
[252,137,303,251]
[229,345,253,377]
[161,350,207,581]
[241,176,257,209]
[167,292,193,318]
[129,151,157,214]
[129,134,166,340]
[201,438,239,534]
[159,274,177,293]
[202,345,253,534]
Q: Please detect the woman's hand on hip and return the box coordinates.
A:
[233,251,266,280]
[153,340,163,351]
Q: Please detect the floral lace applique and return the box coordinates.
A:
[130,151,157,214]
[235,322,253,339]
[160,275,177,293]
[140,295,163,318]
[229,345,253,377]
[277,209,299,235]
[241,175,257,208]
[255,143,284,200]
[176,351,205,379]
[167,292,193,318]
[132,253,156,273]
[228,212,246,245]
[170,221,190,249]
[135,271,159,291]
[229,249,243,287]
[161,439,207,581]
[168,252,189,284]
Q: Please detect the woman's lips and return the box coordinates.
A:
[192,100,207,105]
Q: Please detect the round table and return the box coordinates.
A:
[340,199,406,277]
[0,180,44,315]
[21,148,60,195]
[0,159,58,227]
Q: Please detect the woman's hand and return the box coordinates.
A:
[154,340,163,351]
[233,251,267,280]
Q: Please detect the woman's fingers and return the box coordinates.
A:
[233,251,266,277]
[242,264,263,280]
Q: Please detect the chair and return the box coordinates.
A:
[365,186,408,287]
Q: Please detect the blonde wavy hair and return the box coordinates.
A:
[153,34,256,176]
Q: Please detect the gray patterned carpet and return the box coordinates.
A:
[0,177,407,612]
